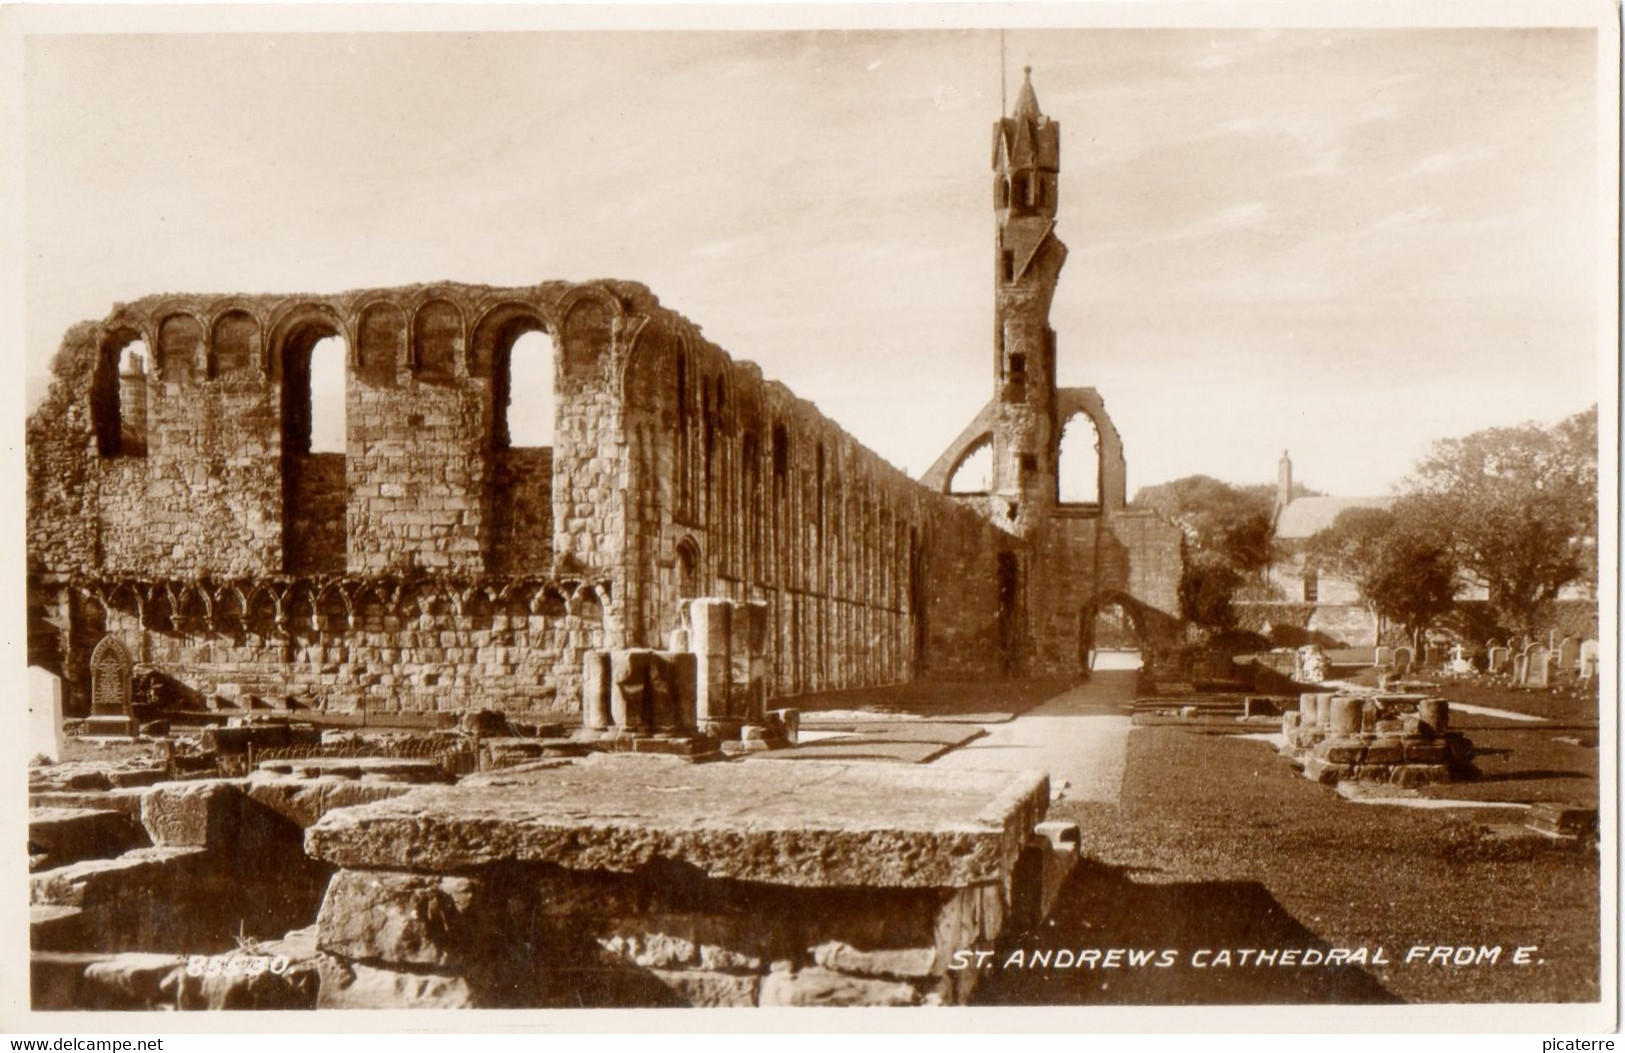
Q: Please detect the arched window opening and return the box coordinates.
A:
[816,444,826,527]
[676,539,701,601]
[1057,413,1102,506]
[483,315,554,576]
[282,328,348,456]
[742,431,760,580]
[497,328,555,449]
[948,441,992,494]
[675,353,693,519]
[771,423,789,479]
[307,337,347,454]
[281,324,348,575]
[93,338,150,459]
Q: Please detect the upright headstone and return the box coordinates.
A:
[27,666,65,763]
[1393,646,1413,678]
[1373,645,1392,668]
[1579,639,1599,681]
[84,635,137,737]
[1525,646,1551,689]
[1488,646,1510,674]
[1513,653,1528,685]
[1556,637,1579,674]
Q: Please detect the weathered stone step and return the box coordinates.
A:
[30,846,212,908]
[255,756,455,783]
[27,807,149,872]
[31,905,90,951]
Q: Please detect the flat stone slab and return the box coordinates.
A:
[306,756,1049,889]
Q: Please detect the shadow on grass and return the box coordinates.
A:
[1473,769,1592,783]
[971,861,1402,1006]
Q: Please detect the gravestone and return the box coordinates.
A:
[1579,639,1599,681]
[84,635,138,737]
[1373,646,1392,668]
[1513,653,1528,685]
[1556,637,1579,674]
[1488,646,1510,674]
[27,666,65,763]
[1524,646,1551,689]
[1392,646,1413,678]
[1448,644,1473,675]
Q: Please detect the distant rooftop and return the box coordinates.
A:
[1274,495,1394,540]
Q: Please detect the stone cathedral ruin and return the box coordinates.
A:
[25,71,1186,1009]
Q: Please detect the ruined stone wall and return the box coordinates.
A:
[27,282,636,715]
[75,577,605,715]
[620,314,1011,698]
[286,455,347,576]
[1025,509,1185,676]
[488,448,555,576]
[29,279,1014,716]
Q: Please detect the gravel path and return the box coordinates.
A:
[928,671,1137,803]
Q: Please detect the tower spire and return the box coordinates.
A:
[1014,65,1040,120]
[988,65,1066,536]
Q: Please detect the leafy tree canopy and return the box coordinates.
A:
[1132,475,1281,575]
[1399,405,1597,635]
[1306,506,1458,639]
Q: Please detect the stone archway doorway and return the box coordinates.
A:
[1078,597,1144,677]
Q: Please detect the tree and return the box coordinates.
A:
[1134,475,1279,628]
[1132,475,1277,575]
[1399,406,1597,635]
[1307,506,1459,640]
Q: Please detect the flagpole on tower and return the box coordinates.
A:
[999,29,1007,115]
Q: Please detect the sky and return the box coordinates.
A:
[22,25,1605,497]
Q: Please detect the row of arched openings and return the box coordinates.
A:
[944,411,1102,505]
[91,314,559,573]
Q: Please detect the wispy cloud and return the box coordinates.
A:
[1412,148,1494,175]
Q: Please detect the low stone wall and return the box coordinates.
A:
[1280,693,1476,787]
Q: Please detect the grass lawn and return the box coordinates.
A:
[976,725,1600,1006]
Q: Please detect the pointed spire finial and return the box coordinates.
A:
[1013,65,1041,120]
